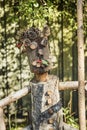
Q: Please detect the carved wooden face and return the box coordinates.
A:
[17,26,51,74]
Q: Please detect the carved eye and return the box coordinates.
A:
[30,41,38,50]
[40,38,48,47]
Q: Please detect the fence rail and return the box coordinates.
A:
[0,81,87,108]
[0,81,87,130]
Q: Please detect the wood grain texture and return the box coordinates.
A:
[31,75,63,130]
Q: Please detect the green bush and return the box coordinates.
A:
[63,107,79,129]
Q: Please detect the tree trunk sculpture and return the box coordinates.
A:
[17,25,78,130]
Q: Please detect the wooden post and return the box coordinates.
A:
[0,108,6,130]
[77,0,86,130]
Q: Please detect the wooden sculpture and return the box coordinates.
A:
[16,26,78,130]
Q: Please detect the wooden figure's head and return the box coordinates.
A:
[16,25,52,74]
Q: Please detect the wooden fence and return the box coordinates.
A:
[0,81,87,130]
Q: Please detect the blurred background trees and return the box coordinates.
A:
[0,0,87,129]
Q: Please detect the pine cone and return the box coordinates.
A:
[27,27,40,40]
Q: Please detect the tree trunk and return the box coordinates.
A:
[30,75,63,130]
[77,0,86,130]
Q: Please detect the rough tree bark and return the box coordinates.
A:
[31,75,63,130]
[23,75,79,130]
[77,0,86,130]
[0,86,31,108]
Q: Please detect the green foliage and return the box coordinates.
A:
[63,107,79,129]
[0,0,87,129]
[9,126,24,130]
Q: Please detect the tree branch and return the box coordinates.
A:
[0,86,31,108]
